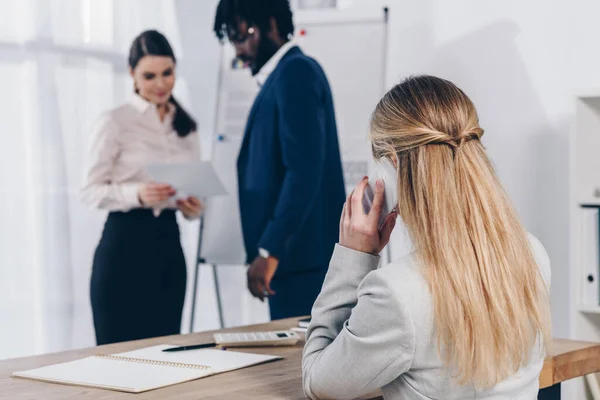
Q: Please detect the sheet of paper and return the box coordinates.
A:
[12,355,210,393]
[146,162,228,199]
[12,345,281,393]
[118,345,282,374]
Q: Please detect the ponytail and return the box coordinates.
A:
[370,75,551,388]
[169,96,197,137]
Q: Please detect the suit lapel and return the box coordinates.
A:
[239,86,266,167]
[238,46,304,165]
[243,87,266,140]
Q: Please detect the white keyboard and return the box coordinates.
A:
[214,330,301,347]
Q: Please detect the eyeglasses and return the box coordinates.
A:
[229,26,256,45]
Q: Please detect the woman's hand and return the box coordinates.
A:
[138,182,176,206]
[339,177,397,255]
[176,196,204,219]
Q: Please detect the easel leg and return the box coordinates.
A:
[190,215,206,333]
[212,264,225,329]
[189,261,200,333]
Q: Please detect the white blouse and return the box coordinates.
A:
[80,94,199,216]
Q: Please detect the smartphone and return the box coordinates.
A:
[298,317,311,328]
[362,158,398,228]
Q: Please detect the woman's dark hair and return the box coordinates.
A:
[213,0,294,41]
[129,30,197,137]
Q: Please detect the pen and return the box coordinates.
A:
[163,343,218,352]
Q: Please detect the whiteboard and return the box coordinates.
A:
[201,8,389,265]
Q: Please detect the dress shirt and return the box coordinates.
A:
[80,94,199,217]
[255,39,297,87]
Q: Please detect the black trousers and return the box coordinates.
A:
[269,268,327,320]
[90,209,187,345]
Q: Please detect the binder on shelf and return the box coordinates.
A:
[581,207,600,306]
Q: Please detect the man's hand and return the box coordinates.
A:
[247,256,279,302]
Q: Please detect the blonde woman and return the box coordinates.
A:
[302,75,552,399]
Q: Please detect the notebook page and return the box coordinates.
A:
[118,345,282,374]
[13,355,211,393]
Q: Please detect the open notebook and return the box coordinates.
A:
[12,344,282,393]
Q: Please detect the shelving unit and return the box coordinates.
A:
[569,95,600,399]
[577,304,600,315]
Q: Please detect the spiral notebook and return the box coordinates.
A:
[12,345,282,393]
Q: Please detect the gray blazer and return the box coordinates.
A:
[302,234,551,400]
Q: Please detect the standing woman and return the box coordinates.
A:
[81,30,203,345]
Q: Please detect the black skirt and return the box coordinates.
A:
[90,209,187,345]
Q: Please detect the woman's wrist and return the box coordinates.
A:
[338,243,379,256]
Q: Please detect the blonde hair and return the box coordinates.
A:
[370,75,551,388]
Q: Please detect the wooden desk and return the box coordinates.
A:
[0,317,598,399]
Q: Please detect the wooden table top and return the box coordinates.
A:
[1,317,599,399]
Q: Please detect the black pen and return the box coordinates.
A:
[163,343,218,352]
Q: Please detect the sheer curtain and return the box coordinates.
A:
[0,0,268,360]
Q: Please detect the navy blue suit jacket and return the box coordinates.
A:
[237,46,345,278]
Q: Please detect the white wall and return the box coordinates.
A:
[195,0,582,337]
[331,0,590,340]
[336,3,591,395]
[176,0,600,343]
[192,0,590,338]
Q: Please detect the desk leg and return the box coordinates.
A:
[538,383,560,400]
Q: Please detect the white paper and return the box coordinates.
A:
[146,162,228,199]
[119,345,281,374]
[12,354,210,393]
[12,344,281,393]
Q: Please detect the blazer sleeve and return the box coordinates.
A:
[79,113,141,211]
[257,58,327,260]
[302,245,416,400]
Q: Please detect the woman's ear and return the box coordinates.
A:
[390,154,398,169]
[129,67,138,92]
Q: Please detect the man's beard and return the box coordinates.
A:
[250,36,280,76]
